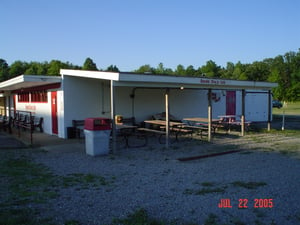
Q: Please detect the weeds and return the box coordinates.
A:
[112,208,165,225]
[0,151,115,225]
[231,181,267,189]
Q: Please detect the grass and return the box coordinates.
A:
[185,180,267,197]
[231,181,267,189]
[272,101,300,115]
[0,150,115,225]
[203,213,218,225]
[184,182,227,195]
[111,208,165,225]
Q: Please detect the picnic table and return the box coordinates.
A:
[116,124,147,148]
[218,115,251,132]
[183,117,222,133]
[139,120,192,143]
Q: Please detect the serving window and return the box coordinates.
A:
[31,91,48,103]
[17,91,48,103]
[18,92,30,103]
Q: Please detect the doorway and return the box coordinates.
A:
[226,91,236,115]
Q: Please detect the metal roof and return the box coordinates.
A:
[61,69,278,90]
[0,69,277,92]
[0,75,62,91]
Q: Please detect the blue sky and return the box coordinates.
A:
[1,0,300,71]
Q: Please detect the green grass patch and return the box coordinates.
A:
[201,182,215,187]
[0,150,116,225]
[272,101,300,115]
[231,181,267,189]
[204,213,219,225]
[112,208,165,225]
[62,173,111,188]
[184,187,225,195]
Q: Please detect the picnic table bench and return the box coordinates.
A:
[141,120,193,143]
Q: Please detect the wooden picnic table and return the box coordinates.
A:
[115,124,147,148]
[217,115,251,132]
[183,117,220,123]
[218,115,241,122]
[142,120,191,143]
[144,120,184,127]
[182,117,224,134]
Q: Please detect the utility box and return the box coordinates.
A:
[84,118,111,156]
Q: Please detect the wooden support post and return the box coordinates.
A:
[267,90,271,131]
[165,89,170,149]
[208,89,212,142]
[241,89,245,136]
[110,80,117,154]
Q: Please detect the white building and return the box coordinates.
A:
[0,69,277,140]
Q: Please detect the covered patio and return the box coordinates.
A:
[60,69,277,153]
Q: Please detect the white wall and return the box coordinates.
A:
[245,92,269,121]
[114,88,227,123]
[114,87,270,123]
[60,77,272,138]
[14,93,53,134]
[62,76,111,138]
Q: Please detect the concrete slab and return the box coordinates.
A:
[0,132,27,149]
[1,129,85,153]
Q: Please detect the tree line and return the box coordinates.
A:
[1,49,300,101]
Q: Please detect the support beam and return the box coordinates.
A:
[165,88,170,149]
[267,90,271,131]
[241,89,245,136]
[207,89,212,142]
[110,80,117,154]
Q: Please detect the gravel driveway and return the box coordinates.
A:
[29,128,300,225]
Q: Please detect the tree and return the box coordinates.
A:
[156,62,165,74]
[47,60,65,75]
[186,65,196,76]
[0,59,9,81]
[154,63,173,75]
[175,64,186,75]
[232,61,247,80]
[134,64,155,74]
[220,62,235,79]
[83,57,98,71]
[9,61,29,78]
[106,65,119,72]
[200,60,221,77]
[24,61,47,75]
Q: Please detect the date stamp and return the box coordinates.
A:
[218,198,273,208]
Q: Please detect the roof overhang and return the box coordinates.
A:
[0,75,62,91]
[61,69,277,91]
[60,69,119,80]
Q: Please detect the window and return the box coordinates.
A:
[18,92,30,102]
[17,91,48,103]
[31,91,48,102]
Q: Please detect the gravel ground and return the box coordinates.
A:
[29,129,300,225]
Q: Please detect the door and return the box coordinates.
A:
[226,91,236,115]
[51,91,58,134]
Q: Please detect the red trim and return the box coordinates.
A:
[51,91,58,134]
[12,83,61,93]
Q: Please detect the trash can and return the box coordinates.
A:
[67,127,76,139]
[84,117,111,156]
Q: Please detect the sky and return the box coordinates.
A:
[1,0,300,72]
